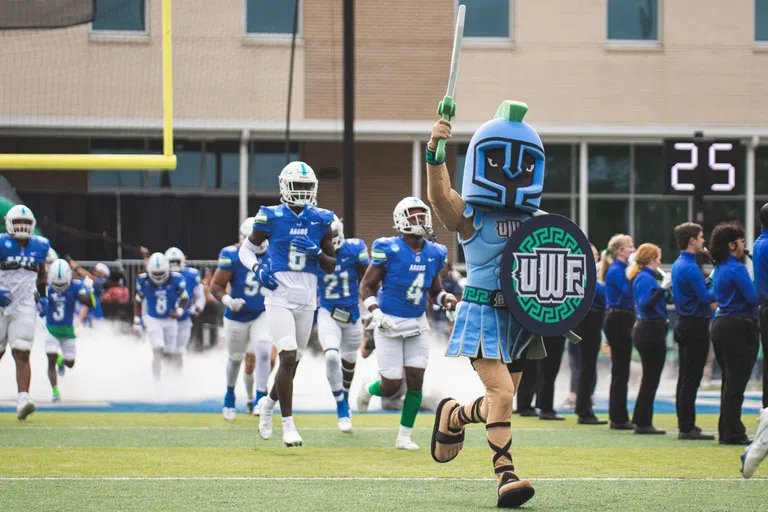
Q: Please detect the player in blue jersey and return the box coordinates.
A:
[357,197,457,450]
[316,215,369,432]
[44,259,96,402]
[210,217,274,421]
[239,161,337,447]
[0,205,50,420]
[165,247,206,368]
[133,253,189,378]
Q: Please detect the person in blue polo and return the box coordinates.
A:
[710,221,759,445]
[752,203,768,409]
[671,222,717,440]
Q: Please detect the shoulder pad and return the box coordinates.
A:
[371,237,395,262]
[32,235,51,247]
[138,272,148,280]
[187,267,200,277]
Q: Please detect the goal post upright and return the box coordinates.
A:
[0,0,177,171]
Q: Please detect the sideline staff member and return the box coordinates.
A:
[628,243,671,435]
[671,223,716,440]
[752,203,768,408]
[710,222,759,445]
[600,234,636,430]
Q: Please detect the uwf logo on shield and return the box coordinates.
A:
[500,214,596,337]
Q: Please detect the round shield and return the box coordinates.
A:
[500,214,596,337]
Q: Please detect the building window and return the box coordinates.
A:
[544,144,574,194]
[459,0,511,39]
[589,145,630,193]
[89,138,145,188]
[246,0,300,36]
[634,199,687,260]
[92,0,146,32]
[633,144,663,194]
[146,140,203,188]
[252,142,298,192]
[607,0,659,41]
[757,0,768,41]
[455,144,469,194]
[205,141,241,190]
[589,199,629,252]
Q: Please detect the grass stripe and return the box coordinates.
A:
[0,476,763,482]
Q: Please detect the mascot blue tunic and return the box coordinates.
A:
[426,100,544,508]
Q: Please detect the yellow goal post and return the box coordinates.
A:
[0,0,176,171]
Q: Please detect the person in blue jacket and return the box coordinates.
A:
[628,243,672,435]
[598,234,636,430]
[710,221,759,445]
[574,243,607,424]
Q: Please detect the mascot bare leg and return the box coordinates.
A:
[426,103,547,508]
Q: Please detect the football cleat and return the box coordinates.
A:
[283,428,303,447]
[338,416,353,433]
[245,401,254,415]
[16,400,36,420]
[395,436,419,451]
[357,380,372,413]
[742,407,768,478]
[222,407,236,422]
[52,394,61,403]
[257,396,273,440]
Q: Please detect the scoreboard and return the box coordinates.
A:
[663,138,742,196]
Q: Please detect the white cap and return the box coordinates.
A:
[94,262,110,277]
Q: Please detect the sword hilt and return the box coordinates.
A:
[564,330,582,344]
[435,95,457,162]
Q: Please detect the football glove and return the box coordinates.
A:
[370,308,394,330]
[37,297,49,318]
[222,294,246,312]
[0,288,11,308]
[254,263,278,291]
[291,236,322,260]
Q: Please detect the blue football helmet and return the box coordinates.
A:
[461,101,545,212]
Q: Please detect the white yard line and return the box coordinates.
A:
[0,476,763,482]
[0,426,719,433]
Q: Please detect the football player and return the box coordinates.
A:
[210,218,273,421]
[0,205,50,419]
[44,259,96,401]
[316,215,369,432]
[742,407,768,478]
[357,197,457,450]
[239,161,336,447]
[133,253,188,378]
[165,247,206,368]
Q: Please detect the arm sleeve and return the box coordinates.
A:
[238,238,261,273]
[193,283,206,311]
[687,266,716,304]
[370,239,390,269]
[358,241,370,265]
[252,206,271,234]
[735,265,760,307]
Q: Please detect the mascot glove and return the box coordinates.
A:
[0,288,11,308]
[254,263,279,291]
[37,297,49,318]
[428,119,452,151]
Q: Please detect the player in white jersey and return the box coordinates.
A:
[165,247,206,368]
[0,205,50,419]
[239,161,337,447]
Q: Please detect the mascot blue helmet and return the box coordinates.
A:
[461,101,545,212]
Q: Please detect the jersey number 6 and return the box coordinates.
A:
[288,245,307,271]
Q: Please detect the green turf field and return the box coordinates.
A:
[0,412,764,511]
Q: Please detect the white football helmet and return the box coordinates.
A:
[147,252,170,285]
[5,204,36,240]
[331,215,345,250]
[239,217,255,243]
[48,259,72,292]
[393,197,432,236]
[46,247,58,266]
[278,161,318,207]
[165,247,186,272]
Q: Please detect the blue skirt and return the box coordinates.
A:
[446,302,544,364]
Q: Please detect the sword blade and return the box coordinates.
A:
[445,4,466,98]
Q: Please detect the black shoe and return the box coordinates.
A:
[539,411,565,421]
[578,415,608,425]
[678,428,715,440]
[635,425,666,435]
[719,437,752,445]
[610,421,636,430]
[516,408,538,417]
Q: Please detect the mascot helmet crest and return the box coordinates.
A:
[461,101,545,212]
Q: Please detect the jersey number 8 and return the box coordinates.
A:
[155,295,167,315]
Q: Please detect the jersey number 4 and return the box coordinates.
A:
[406,272,425,306]
[323,271,350,300]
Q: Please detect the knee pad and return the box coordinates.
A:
[228,349,245,362]
[275,335,298,353]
